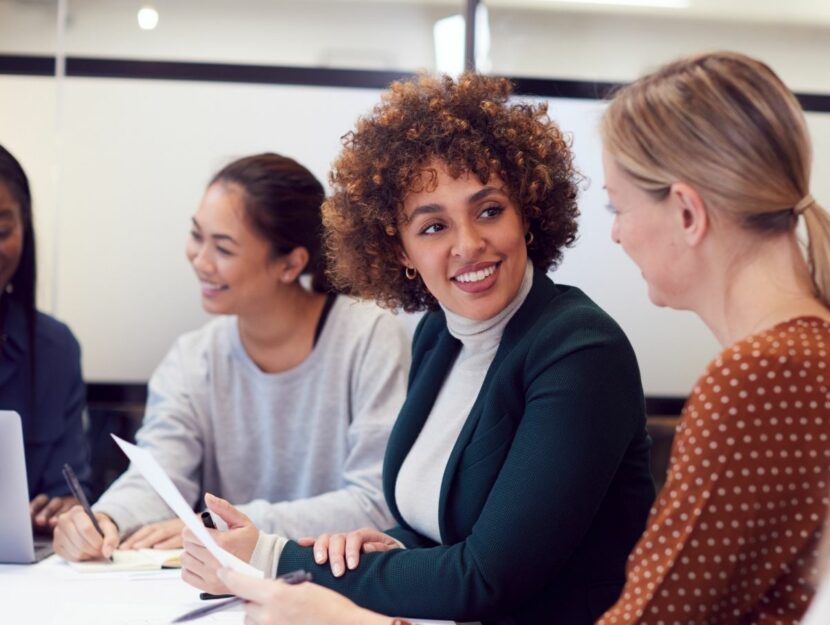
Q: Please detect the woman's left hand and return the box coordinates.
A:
[180,493,260,595]
[30,495,79,530]
[218,567,389,625]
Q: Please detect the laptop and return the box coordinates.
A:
[0,410,55,564]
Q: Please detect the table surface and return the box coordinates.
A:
[0,556,454,625]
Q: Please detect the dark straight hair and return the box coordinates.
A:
[0,143,37,365]
[210,153,332,293]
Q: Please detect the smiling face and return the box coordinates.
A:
[0,182,24,293]
[185,182,284,317]
[603,151,686,308]
[398,163,528,321]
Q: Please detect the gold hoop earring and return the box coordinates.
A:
[525,231,534,246]
[404,267,417,280]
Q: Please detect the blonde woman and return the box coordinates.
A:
[598,52,830,624]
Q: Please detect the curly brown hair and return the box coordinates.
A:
[322,73,580,312]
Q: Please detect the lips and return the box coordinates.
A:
[451,261,500,294]
[199,279,229,296]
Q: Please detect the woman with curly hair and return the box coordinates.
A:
[181,73,655,625]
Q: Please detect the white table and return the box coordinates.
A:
[0,556,454,624]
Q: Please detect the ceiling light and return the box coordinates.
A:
[137,6,159,30]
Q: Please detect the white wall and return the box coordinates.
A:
[1,0,829,396]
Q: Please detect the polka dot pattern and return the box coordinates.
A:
[599,317,830,625]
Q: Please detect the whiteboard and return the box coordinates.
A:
[1,74,827,396]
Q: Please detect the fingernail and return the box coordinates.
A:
[347,556,357,569]
[314,550,323,563]
[333,564,344,577]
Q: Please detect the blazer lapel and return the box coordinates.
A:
[384,326,461,524]
[437,268,560,540]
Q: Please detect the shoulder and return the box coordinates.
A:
[522,281,637,365]
[687,317,830,414]
[171,316,234,355]
[34,310,81,358]
[326,295,409,348]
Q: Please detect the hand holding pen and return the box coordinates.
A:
[53,464,120,562]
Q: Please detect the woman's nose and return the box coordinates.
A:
[452,223,486,258]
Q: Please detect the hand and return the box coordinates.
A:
[181,493,260,594]
[307,528,402,577]
[53,506,120,561]
[30,495,79,531]
[217,567,389,625]
[121,518,186,550]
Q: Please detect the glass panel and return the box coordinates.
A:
[487,0,830,93]
[60,0,464,72]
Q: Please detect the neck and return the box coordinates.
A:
[237,283,325,353]
[692,233,829,347]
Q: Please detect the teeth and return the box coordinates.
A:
[455,265,496,283]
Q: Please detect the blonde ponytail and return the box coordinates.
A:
[802,201,830,306]
[601,51,829,303]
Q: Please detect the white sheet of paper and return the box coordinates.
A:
[111,435,264,578]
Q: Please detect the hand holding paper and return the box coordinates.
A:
[110,435,263,579]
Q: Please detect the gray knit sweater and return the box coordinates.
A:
[93,296,409,539]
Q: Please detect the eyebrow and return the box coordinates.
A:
[191,218,239,245]
[407,186,503,220]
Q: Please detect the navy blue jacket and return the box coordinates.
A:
[279,269,655,624]
[0,298,90,499]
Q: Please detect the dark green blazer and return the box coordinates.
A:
[280,268,655,624]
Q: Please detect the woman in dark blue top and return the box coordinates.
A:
[0,143,90,533]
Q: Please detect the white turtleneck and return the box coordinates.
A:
[395,261,534,543]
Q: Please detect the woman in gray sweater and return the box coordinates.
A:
[53,153,410,561]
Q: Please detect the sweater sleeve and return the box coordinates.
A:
[236,312,409,537]
[93,339,204,537]
[276,319,644,621]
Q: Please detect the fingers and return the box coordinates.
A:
[101,517,120,559]
[120,525,151,550]
[122,519,184,550]
[53,507,114,561]
[296,537,315,547]
[313,534,329,565]
[29,494,49,518]
[327,533,347,577]
[181,542,227,595]
[33,496,65,527]
[204,493,251,530]
[344,532,365,570]
[153,534,184,549]
[217,567,277,605]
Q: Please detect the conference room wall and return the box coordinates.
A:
[2,71,828,396]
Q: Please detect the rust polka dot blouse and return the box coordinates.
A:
[599,317,830,625]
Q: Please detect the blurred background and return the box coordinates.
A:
[1,0,828,407]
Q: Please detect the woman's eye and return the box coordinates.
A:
[479,203,504,219]
[0,229,12,240]
[216,246,233,256]
[605,203,619,216]
[190,230,202,241]
[420,222,444,235]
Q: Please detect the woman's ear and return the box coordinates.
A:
[670,182,708,247]
[400,249,414,271]
[280,246,310,283]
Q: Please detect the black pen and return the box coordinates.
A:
[61,463,113,561]
[171,570,312,623]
